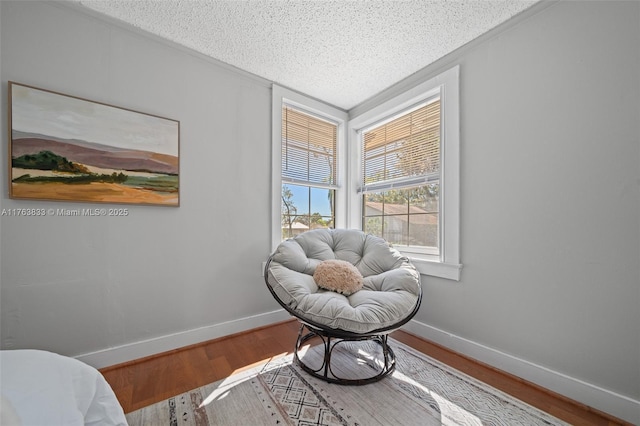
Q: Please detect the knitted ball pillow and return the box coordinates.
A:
[313,259,364,295]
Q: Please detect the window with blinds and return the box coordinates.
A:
[282,106,337,187]
[361,97,441,252]
[281,106,338,240]
[362,98,440,191]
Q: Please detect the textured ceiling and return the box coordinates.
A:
[77,0,538,110]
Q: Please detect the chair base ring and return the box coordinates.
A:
[293,323,396,386]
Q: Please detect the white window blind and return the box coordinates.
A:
[361,98,440,193]
[282,106,338,188]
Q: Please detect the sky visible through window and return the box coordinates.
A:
[284,184,332,216]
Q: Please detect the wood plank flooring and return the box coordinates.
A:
[100,319,629,425]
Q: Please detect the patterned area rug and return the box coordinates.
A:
[126,339,568,425]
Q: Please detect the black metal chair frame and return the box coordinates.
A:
[264,256,422,386]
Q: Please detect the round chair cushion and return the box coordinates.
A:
[266,228,421,334]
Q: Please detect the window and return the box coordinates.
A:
[348,66,461,280]
[271,86,348,248]
[273,66,460,280]
[361,98,441,255]
[281,106,337,239]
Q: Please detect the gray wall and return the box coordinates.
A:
[461,0,639,402]
[1,0,279,357]
[1,0,638,421]
[455,0,639,402]
[355,0,639,411]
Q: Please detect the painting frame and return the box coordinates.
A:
[8,81,180,207]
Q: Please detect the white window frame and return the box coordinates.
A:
[271,85,349,251]
[347,66,462,280]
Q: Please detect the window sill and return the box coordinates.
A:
[408,257,462,281]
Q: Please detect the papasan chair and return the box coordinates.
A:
[264,228,422,385]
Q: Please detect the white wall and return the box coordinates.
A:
[354,1,639,422]
[1,0,638,423]
[0,1,287,365]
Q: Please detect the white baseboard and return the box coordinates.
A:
[75,309,291,370]
[401,319,640,425]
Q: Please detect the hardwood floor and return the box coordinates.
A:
[101,319,629,425]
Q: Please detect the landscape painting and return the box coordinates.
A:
[9,82,180,206]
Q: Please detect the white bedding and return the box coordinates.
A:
[0,349,127,426]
